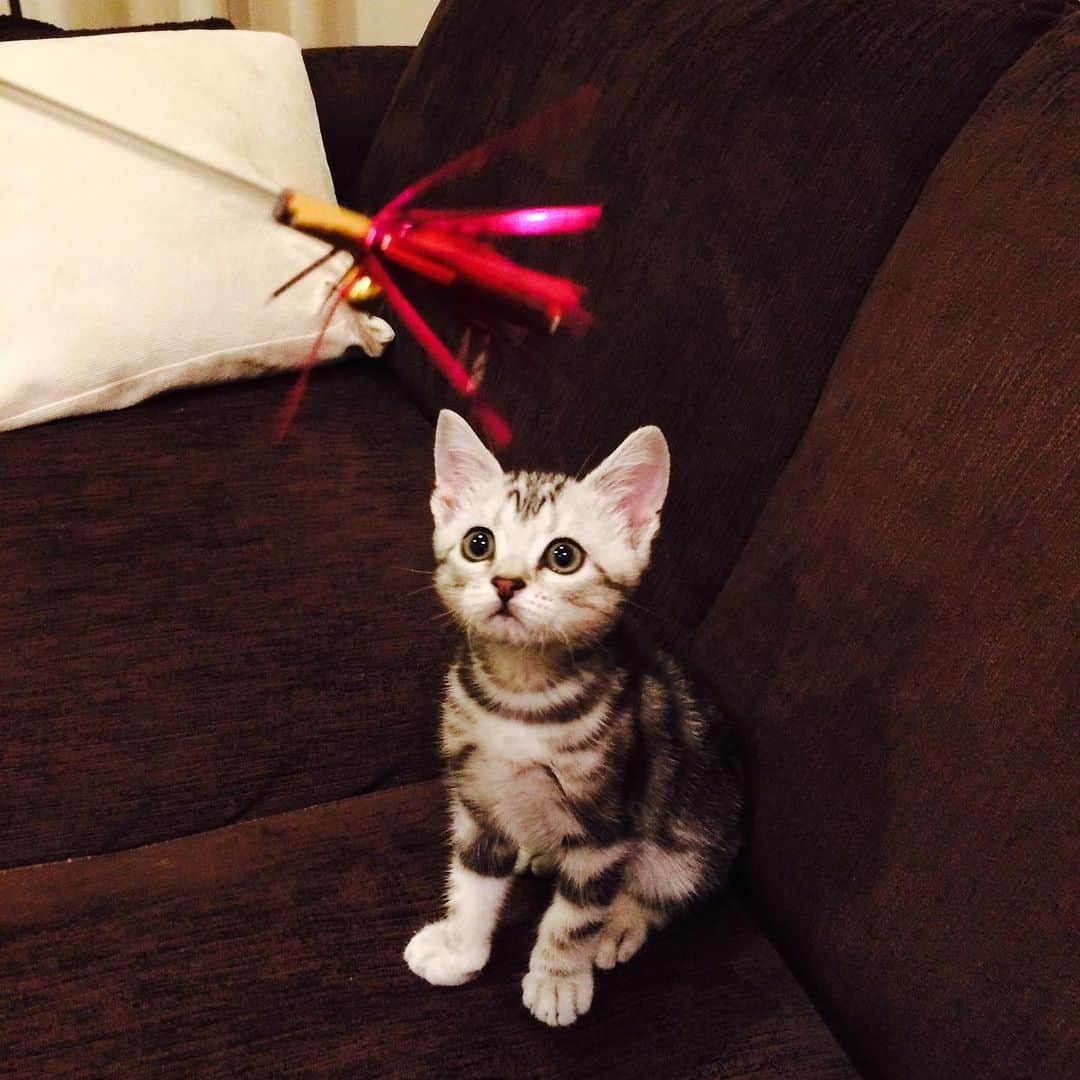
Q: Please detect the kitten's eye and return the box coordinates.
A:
[461,527,495,561]
[543,538,585,574]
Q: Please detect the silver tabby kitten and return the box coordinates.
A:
[405,410,744,1026]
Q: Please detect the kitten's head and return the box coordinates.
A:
[430,410,669,649]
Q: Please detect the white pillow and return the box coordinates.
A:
[0,30,393,432]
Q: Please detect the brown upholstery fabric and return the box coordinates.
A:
[693,15,1080,1080]
[302,46,413,200]
[0,363,452,868]
[0,778,856,1077]
[354,0,1063,650]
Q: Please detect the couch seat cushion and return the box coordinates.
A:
[0,779,857,1077]
[1,361,452,868]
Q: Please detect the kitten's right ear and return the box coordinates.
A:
[432,410,503,525]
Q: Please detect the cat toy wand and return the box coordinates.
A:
[0,77,602,447]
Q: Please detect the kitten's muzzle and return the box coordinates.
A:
[492,576,526,603]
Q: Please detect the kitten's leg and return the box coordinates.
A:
[594,891,666,969]
[404,798,515,987]
[522,844,624,1026]
[595,842,711,968]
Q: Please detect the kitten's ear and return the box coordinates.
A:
[432,410,503,524]
[585,426,670,544]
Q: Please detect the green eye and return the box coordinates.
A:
[462,527,494,561]
[544,538,585,574]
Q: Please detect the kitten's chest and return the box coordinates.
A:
[450,713,578,848]
[473,756,571,847]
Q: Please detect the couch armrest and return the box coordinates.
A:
[302,45,413,205]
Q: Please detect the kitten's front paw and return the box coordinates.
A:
[404,920,489,987]
[522,968,594,1026]
[594,916,649,969]
[594,893,651,969]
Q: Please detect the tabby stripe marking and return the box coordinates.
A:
[566,919,606,941]
[446,742,478,772]
[456,660,609,725]
[557,860,625,907]
[555,670,635,753]
[456,833,516,878]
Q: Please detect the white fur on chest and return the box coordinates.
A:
[445,700,585,850]
[466,703,558,763]
[474,756,573,851]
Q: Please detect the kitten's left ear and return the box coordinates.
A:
[432,409,504,525]
[585,426,670,545]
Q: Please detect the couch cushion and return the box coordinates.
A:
[353,0,1063,650]
[0,361,452,868]
[693,14,1079,1080]
[0,779,857,1077]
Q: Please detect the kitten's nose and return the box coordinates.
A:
[492,576,526,602]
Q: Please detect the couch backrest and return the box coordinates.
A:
[354,0,1060,653]
[695,14,1078,1078]
[302,45,413,200]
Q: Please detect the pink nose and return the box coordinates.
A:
[492,576,525,602]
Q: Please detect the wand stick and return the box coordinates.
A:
[0,76,281,206]
[1,76,601,446]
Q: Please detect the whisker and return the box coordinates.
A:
[622,596,664,621]
[424,609,458,625]
[393,565,435,576]
[565,596,609,615]
[575,442,602,480]
[405,583,441,598]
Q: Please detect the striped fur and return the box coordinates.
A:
[506,470,568,520]
[405,412,744,1026]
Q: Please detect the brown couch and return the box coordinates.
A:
[2,2,1076,1076]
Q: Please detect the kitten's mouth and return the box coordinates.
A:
[487,596,527,628]
[484,604,532,642]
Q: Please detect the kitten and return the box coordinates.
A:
[404,410,744,1026]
